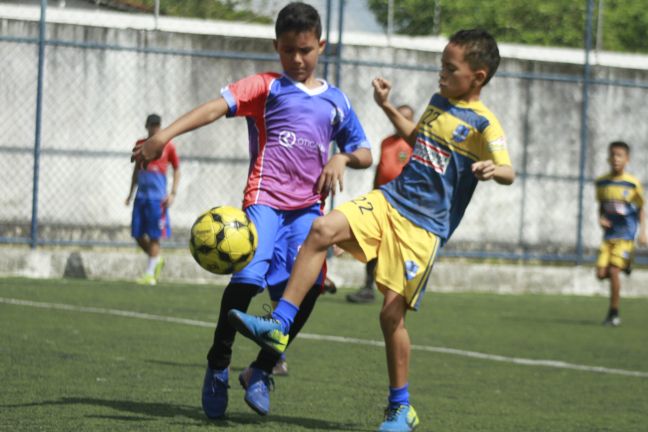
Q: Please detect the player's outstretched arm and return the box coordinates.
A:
[317,147,372,196]
[132,98,229,164]
[372,77,417,146]
[472,161,515,185]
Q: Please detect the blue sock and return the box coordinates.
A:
[388,384,410,407]
[272,298,299,334]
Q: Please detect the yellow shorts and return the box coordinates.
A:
[335,190,440,310]
[596,239,635,270]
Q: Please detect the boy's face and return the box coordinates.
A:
[274,30,325,83]
[608,146,629,174]
[439,43,486,100]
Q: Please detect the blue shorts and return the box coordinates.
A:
[231,203,324,301]
[131,198,171,240]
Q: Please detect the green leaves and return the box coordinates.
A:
[367,0,647,54]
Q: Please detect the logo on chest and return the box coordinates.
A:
[278,130,326,153]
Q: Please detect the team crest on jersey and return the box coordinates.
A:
[405,260,419,281]
[398,150,409,163]
[452,124,470,143]
[330,107,345,125]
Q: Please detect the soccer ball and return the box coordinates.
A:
[189,206,258,275]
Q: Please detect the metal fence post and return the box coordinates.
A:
[30,0,47,249]
[576,0,595,263]
[322,0,332,81]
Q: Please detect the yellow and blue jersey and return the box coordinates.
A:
[595,172,644,240]
[380,93,511,242]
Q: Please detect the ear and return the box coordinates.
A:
[318,39,327,54]
[473,68,488,87]
[273,39,279,52]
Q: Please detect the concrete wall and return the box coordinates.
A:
[1,6,648,255]
[1,245,647,298]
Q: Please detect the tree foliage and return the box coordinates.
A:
[367,0,648,54]
[134,0,272,23]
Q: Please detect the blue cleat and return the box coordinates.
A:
[238,367,274,416]
[228,309,289,355]
[201,367,229,419]
[378,404,420,431]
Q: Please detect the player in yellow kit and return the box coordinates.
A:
[595,141,647,326]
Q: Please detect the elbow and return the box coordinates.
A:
[496,167,515,185]
[354,147,373,169]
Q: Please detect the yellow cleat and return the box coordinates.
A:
[136,273,157,286]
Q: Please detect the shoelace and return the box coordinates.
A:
[384,405,407,421]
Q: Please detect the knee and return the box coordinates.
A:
[596,268,607,280]
[309,217,336,247]
[379,307,404,335]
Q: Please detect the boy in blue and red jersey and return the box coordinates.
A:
[132,2,372,420]
[229,29,515,431]
[126,114,180,285]
[595,141,646,326]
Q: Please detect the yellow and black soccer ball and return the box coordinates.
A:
[189,206,258,275]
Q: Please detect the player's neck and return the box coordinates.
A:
[451,88,482,103]
[296,75,322,89]
[610,168,625,176]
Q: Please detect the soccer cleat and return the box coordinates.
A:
[323,277,337,294]
[603,316,622,327]
[238,367,274,416]
[136,273,156,286]
[378,404,420,432]
[201,367,229,419]
[346,286,376,304]
[153,256,165,281]
[272,355,289,376]
[228,309,289,355]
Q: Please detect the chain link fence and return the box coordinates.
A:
[1,2,647,265]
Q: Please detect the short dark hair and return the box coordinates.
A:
[609,140,630,154]
[145,113,161,126]
[449,29,500,86]
[275,2,322,39]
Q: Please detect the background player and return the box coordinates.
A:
[132,1,372,419]
[230,29,514,432]
[125,114,180,285]
[346,104,414,304]
[595,141,646,326]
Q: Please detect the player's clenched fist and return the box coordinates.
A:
[372,77,392,108]
[471,160,496,181]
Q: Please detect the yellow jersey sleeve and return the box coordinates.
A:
[481,116,511,166]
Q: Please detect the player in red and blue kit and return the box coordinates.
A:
[132,2,372,420]
[126,114,180,286]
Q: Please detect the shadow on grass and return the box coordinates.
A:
[501,315,601,326]
[2,397,369,430]
[145,359,205,369]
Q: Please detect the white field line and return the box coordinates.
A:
[2,297,647,379]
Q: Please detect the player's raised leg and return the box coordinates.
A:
[228,210,354,354]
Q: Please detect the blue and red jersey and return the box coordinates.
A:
[135,140,180,201]
[221,72,370,210]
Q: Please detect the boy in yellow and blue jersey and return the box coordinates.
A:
[595,141,646,326]
[229,29,515,431]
